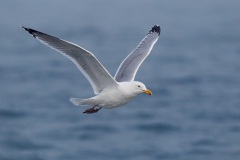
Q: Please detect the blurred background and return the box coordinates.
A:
[1,0,240,160]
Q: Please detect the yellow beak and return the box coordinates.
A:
[142,89,152,96]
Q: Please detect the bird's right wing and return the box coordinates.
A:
[22,26,118,94]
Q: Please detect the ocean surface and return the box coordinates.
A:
[1,0,240,160]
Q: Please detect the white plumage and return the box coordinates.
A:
[22,25,160,114]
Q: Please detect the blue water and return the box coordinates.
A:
[1,0,240,160]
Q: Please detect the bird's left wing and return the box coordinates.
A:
[114,25,160,82]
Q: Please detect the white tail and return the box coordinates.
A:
[70,98,85,106]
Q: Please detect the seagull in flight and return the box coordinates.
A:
[22,25,161,114]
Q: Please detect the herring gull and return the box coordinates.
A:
[22,25,161,114]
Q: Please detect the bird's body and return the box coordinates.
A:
[22,25,160,113]
[70,81,148,108]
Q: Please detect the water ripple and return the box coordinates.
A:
[0,109,27,119]
[135,122,180,133]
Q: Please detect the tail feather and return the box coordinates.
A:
[70,98,85,106]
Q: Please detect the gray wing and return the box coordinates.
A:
[22,26,118,94]
[114,25,160,82]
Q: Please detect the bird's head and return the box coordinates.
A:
[132,81,152,96]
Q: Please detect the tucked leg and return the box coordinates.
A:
[83,106,102,114]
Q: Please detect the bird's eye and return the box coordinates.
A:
[138,85,140,88]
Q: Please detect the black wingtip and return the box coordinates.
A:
[149,25,161,36]
[21,26,38,38]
